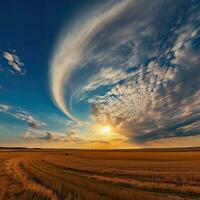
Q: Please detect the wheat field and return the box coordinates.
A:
[0,148,199,200]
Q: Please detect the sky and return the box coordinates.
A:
[0,0,199,148]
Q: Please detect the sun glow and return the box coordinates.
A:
[102,126,111,134]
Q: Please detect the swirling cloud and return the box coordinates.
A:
[50,0,134,120]
[50,0,200,144]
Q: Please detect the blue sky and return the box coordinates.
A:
[0,0,200,148]
[0,0,79,143]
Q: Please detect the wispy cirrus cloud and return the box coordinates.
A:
[50,0,135,120]
[0,104,45,129]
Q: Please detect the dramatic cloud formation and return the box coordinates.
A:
[50,0,135,120]
[50,0,200,144]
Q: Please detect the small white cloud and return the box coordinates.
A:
[0,104,11,112]
[2,51,26,75]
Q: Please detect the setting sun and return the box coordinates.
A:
[102,126,111,134]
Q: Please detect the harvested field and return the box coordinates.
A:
[0,148,200,200]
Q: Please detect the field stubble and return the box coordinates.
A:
[0,149,199,200]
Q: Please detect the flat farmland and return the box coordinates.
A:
[0,148,200,200]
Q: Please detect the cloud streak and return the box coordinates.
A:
[0,104,45,129]
[50,0,134,120]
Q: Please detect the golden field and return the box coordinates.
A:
[0,148,200,200]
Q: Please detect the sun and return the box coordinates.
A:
[102,126,111,134]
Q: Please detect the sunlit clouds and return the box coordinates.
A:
[1,0,198,148]
[50,0,134,121]
[49,0,200,147]
[1,50,26,75]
